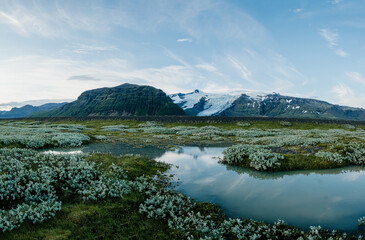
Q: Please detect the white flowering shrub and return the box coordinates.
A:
[0,149,130,232]
[220,144,260,165]
[220,144,283,170]
[0,124,90,149]
[341,142,365,165]
[249,148,284,170]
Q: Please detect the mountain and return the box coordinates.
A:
[29,83,185,117]
[0,102,67,119]
[170,90,365,121]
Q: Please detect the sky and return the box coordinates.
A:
[1,0,365,110]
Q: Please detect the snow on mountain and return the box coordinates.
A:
[169,89,269,116]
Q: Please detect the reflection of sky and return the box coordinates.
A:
[155,146,365,231]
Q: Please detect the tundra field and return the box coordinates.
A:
[1,118,365,239]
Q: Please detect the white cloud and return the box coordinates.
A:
[291,8,304,13]
[331,82,365,108]
[335,49,348,57]
[195,63,218,73]
[332,0,344,4]
[0,1,311,105]
[72,43,118,54]
[347,72,365,84]
[319,28,348,57]
[0,1,134,38]
[164,49,191,67]
[332,82,354,99]
[177,38,192,42]
[319,28,338,47]
[227,56,256,85]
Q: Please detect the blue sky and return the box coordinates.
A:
[0,0,365,109]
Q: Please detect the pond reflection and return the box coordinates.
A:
[155,146,365,231]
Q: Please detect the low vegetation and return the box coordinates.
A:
[1,149,363,239]
[1,119,365,239]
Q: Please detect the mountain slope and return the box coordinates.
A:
[220,93,365,120]
[29,84,185,117]
[170,90,365,121]
[0,102,67,119]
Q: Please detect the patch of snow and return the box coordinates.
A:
[286,99,293,103]
[169,89,274,116]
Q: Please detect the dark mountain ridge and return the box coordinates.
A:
[220,93,365,120]
[28,83,185,117]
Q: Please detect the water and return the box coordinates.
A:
[48,143,365,231]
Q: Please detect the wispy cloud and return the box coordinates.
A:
[290,8,304,13]
[331,82,365,108]
[319,28,338,47]
[0,1,134,38]
[164,49,191,67]
[195,63,217,73]
[335,49,348,57]
[319,28,348,57]
[72,43,117,54]
[332,82,353,99]
[227,56,253,84]
[177,38,192,43]
[67,75,100,81]
[332,0,344,4]
[347,72,365,84]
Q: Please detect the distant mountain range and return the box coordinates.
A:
[0,103,67,119]
[2,84,365,121]
[169,90,365,121]
[28,83,185,117]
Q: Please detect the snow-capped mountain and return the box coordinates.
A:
[169,90,242,116]
[170,90,365,120]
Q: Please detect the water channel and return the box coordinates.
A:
[46,142,365,231]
